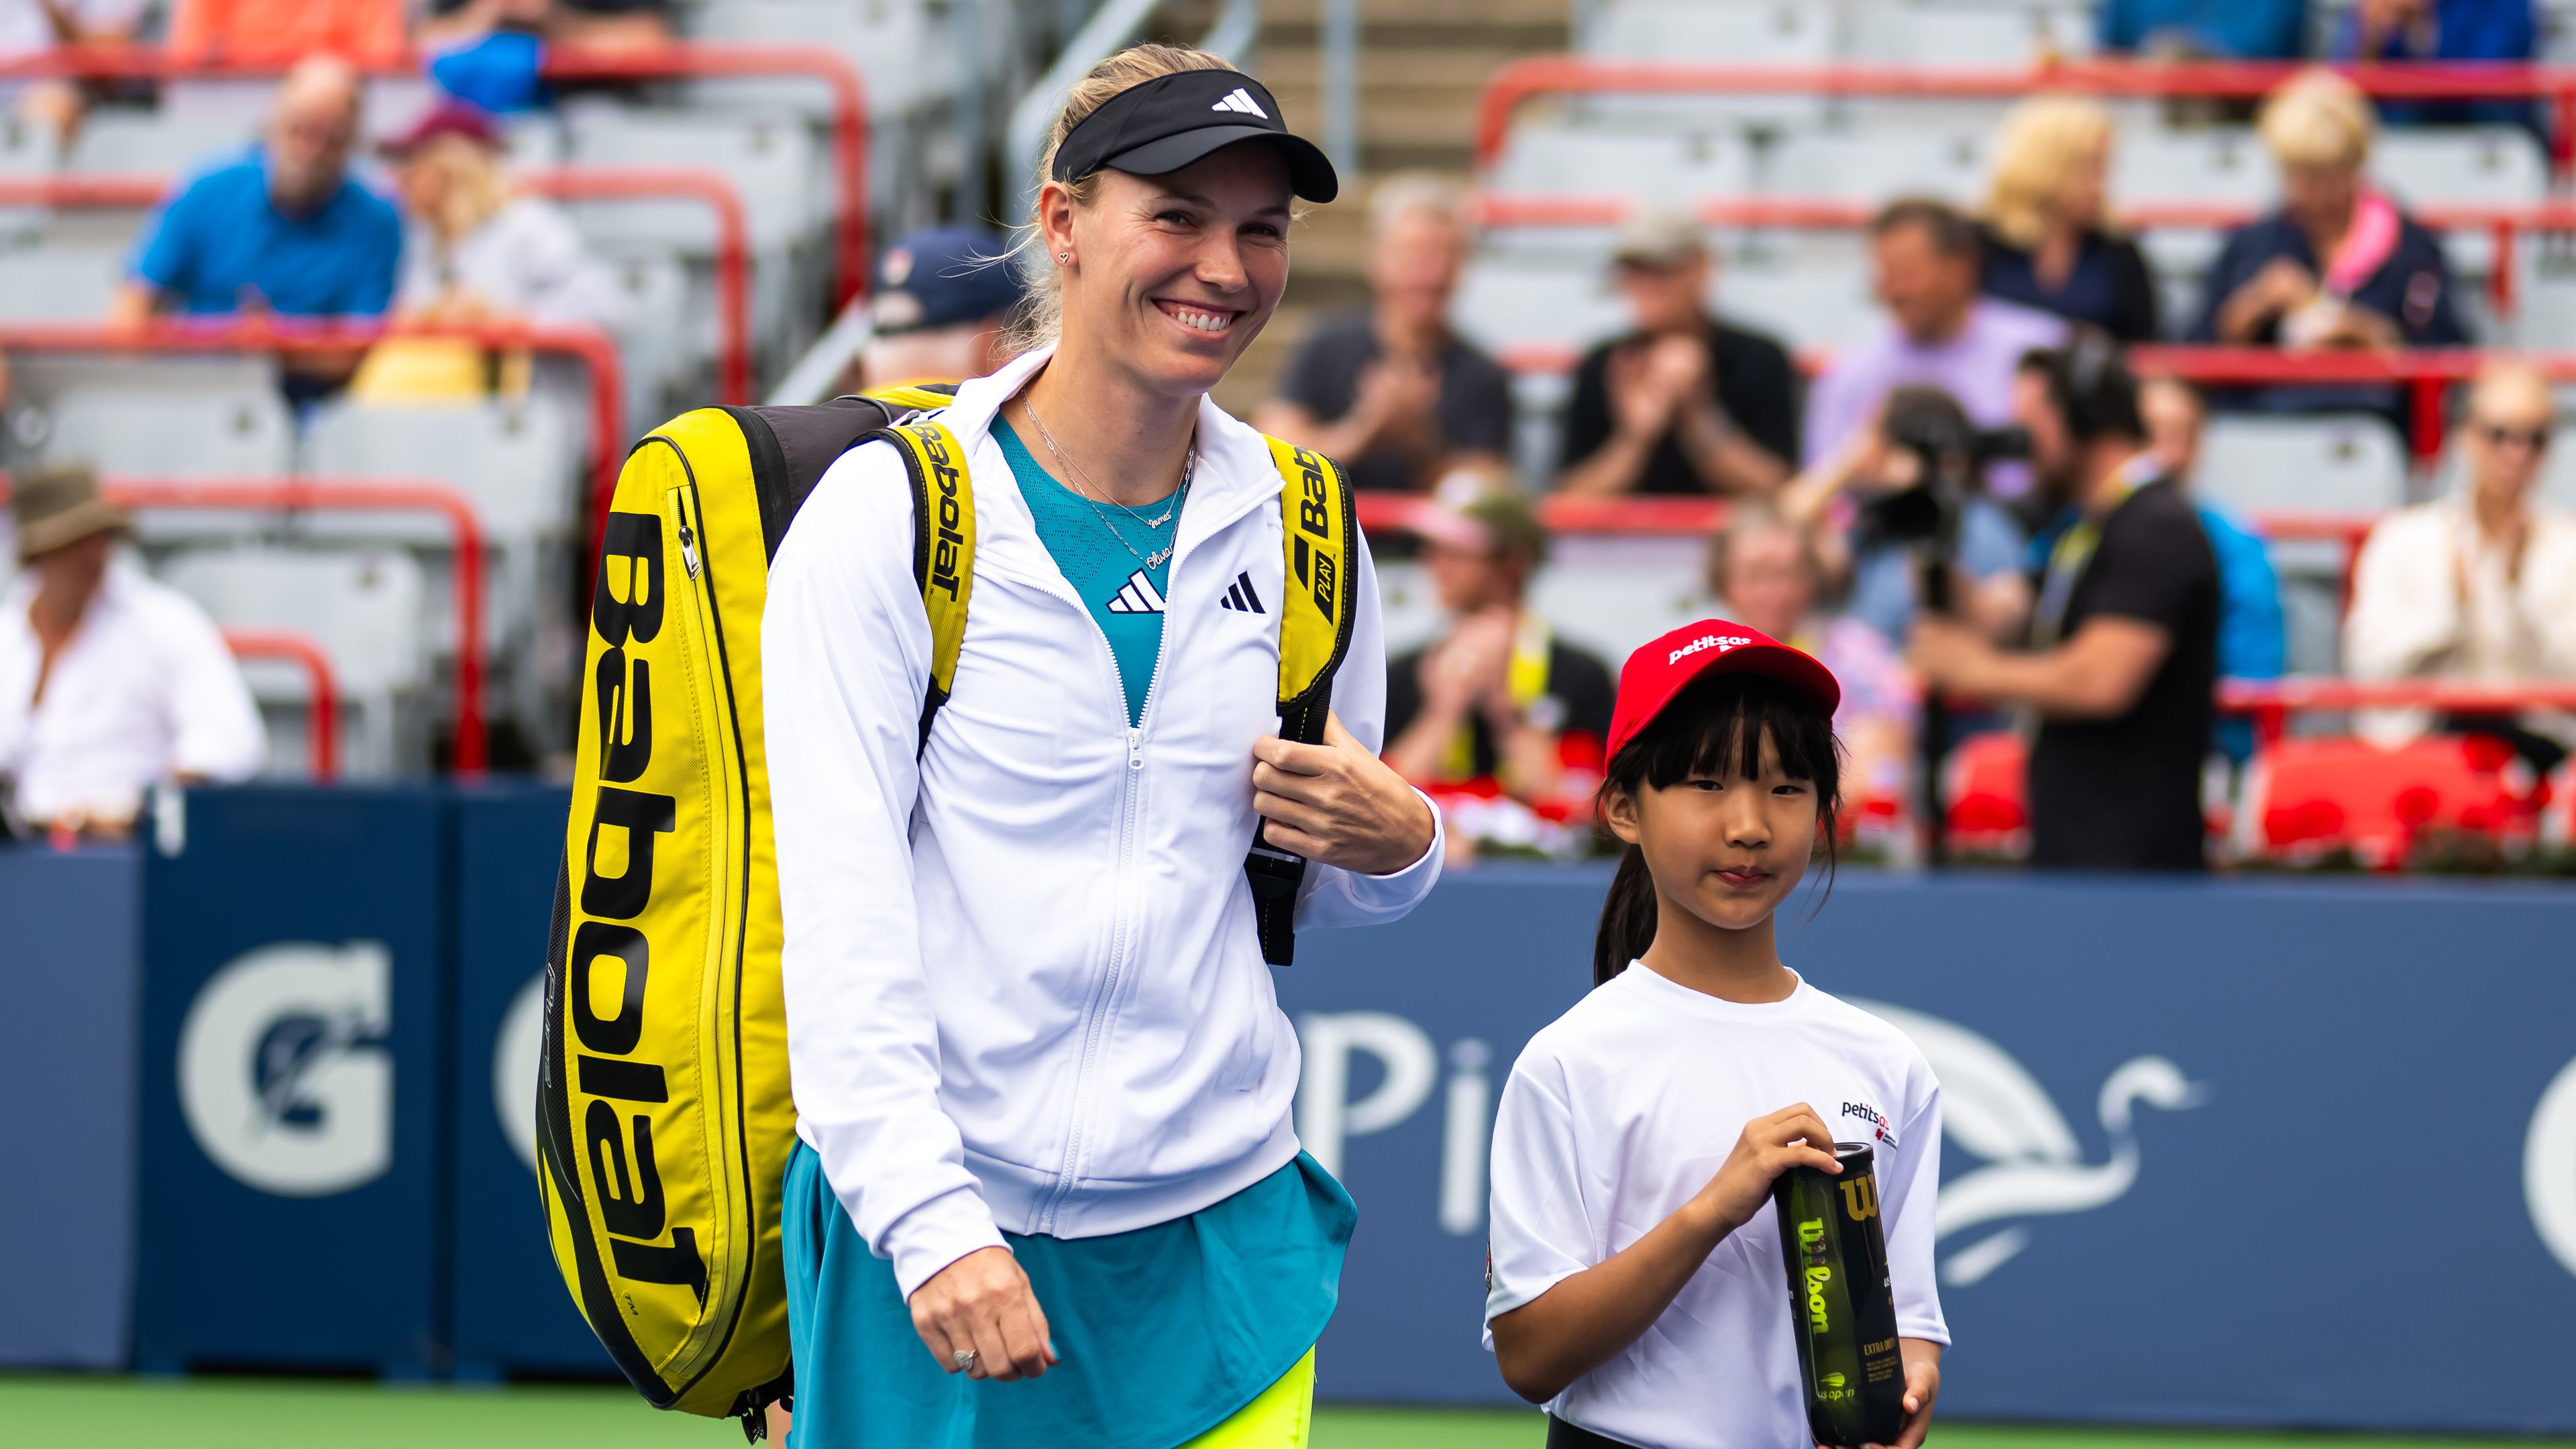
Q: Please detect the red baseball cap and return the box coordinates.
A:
[1604,619,1841,763]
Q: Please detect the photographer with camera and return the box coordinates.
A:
[1779,384,2031,651]
[1908,333,2220,871]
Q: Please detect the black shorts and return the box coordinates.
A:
[1548,1415,1649,1449]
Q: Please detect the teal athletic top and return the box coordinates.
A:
[992,417,1177,728]
[781,1145,1353,1448]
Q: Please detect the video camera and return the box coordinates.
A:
[1858,386,2029,547]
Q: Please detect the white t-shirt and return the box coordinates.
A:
[1484,963,1947,1449]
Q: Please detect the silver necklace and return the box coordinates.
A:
[1019,395,1193,572]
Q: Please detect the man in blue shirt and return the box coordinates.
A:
[111,56,402,396]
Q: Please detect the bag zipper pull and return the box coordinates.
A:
[678,518,702,579]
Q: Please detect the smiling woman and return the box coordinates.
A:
[761,41,1442,1449]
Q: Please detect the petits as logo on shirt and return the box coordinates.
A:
[1667,633,1752,665]
[1842,1099,1899,1151]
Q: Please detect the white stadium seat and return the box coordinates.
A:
[158,545,431,777]
[0,242,127,321]
[2194,414,2411,515]
[33,378,293,481]
[1491,125,1759,200]
[1582,0,1838,127]
[1452,258,1631,356]
[1761,128,1991,205]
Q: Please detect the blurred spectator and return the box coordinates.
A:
[1805,199,2065,482]
[358,100,623,401]
[111,56,402,400]
[2138,375,2286,763]
[1779,384,2031,648]
[167,0,407,68]
[1980,97,2158,343]
[1383,482,1615,807]
[422,0,675,52]
[1552,210,1797,497]
[0,465,264,841]
[1709,502,1916,818]
[841,225,1020,394]
[0,0,147,140]
[2347,360,2576,773]
[1260,174,1512,494]
[2097,0,2307,58]
[2334,0,2538,129]
[1910,334,2220,871]
[2191,72,2465,433]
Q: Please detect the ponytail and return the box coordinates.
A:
[1593,843,1660,985]
[1586,671,1843,990]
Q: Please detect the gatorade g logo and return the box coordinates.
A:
[1842,1174,1881,1222]
[908,421,967,600]
[580,511,706,1302]
[177,941,393,1197]
[1289,447,1337,624]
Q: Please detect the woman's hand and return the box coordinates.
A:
[906,1246,1057,1382]
[1252,710,1438,875]
[1689,1103,1842,1239]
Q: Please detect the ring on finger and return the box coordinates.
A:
[953,1348,977,1374]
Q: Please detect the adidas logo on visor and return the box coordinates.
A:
[1211,87,1269,119]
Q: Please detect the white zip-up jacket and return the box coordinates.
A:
[764,346,1444,1299]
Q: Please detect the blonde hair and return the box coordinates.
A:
[2259,69,2375,172]
[1370,170,1470,244]
[1006,42,1238,355]
[1982,95,2114,250]
[407,132,510,243]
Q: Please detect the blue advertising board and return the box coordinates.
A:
[0,845,142,1369]
[1281,868,2576,1432]
[448,784,612,1379]
[131,787,449,1378]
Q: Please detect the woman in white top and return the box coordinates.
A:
[761,44,1440,1449]
[382,100,624,335]
[1485,619,1946,1449]
[2347,359,2576,773]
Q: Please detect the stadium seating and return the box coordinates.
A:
[2239,733,2536,865]
[158,545,430,778]
[2191,415,2412,516]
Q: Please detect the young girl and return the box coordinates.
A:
[1484,620,1947,1449]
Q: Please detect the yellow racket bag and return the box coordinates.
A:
[539,387,1357,1432]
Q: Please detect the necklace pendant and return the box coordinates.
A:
[1144,545,1173,569]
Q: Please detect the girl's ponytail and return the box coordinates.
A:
[1593,843,1659,985]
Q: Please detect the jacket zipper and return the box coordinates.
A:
[1035,526,1188,1234]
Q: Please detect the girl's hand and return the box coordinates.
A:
[907,1246,1057,1382]
[1692,1103,1841,1238]
[1861,1339,1944,1449]
[1252,711,1438,875]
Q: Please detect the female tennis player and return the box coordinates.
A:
[761,44,1442,1449]
[1483,622,1948,1449]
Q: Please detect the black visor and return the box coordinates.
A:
[1051,69,1338,203]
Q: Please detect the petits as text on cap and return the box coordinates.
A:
[1603,619,1841,763]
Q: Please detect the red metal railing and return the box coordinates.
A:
[1489,341,2576,462]
[0,167,751,404]
[1474,59,2576,172]
[221,627,337,779]
[113,478,484,772]
[0,41,870,307]
[0,318,623,542]
[1470,195,2576,319]
[2221,677,2576,747]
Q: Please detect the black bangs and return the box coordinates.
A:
[1623,672,1841,802]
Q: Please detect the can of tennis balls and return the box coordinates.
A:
[1772,1140,1905,1447]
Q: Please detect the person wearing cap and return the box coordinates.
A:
[841,224,1023,393]
[1483,619,1948,1449]
[0,466,264,840]
[1909,332,2221,871]
[1383,476,1615,807]
[1556,209,1799,498]
[1256,172,1515,494]
[761,44,1440,1449]
[384,100,624,337]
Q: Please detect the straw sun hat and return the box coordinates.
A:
[10,463,128,562]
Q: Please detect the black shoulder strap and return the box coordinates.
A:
[722,383,959,561]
